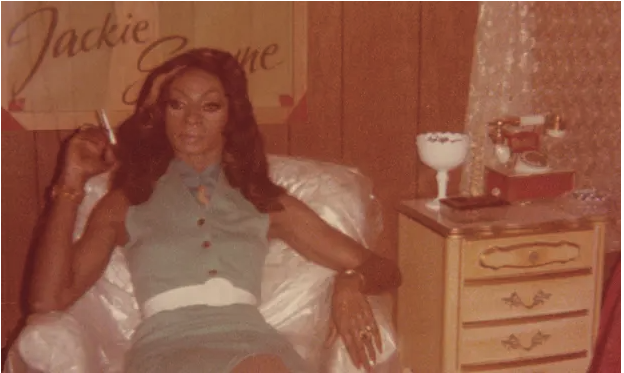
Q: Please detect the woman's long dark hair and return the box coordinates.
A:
[111,48,286,212]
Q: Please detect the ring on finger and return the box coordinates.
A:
[359,330,371,340]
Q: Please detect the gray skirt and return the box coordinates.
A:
[124,304,311,373]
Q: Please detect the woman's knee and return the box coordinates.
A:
[231,354,290,373]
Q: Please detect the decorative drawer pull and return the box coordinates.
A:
[502,290,551,309]
[528,250,539,264]
[501,331,550,351]
[479,241,581,270]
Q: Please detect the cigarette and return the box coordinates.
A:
[97,109,117,145]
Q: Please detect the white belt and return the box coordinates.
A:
[142,277,258,318]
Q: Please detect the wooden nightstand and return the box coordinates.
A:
[397,199,607,373]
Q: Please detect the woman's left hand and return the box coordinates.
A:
[325,273,382,372]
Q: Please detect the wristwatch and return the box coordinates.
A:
[340,268,366,291]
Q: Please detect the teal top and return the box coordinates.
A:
[125,160,270,306]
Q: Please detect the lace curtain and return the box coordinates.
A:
[462,2,621,252]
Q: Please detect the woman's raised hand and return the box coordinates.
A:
[61,125,117,187]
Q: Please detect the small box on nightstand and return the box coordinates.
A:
[485,166,575,202]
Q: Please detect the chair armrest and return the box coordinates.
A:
[16,271,138,373]
[16,312,98,373]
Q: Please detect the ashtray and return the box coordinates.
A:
[558,188,611,216]
[570,188,608,203]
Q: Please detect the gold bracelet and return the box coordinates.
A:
[51,184,85,203]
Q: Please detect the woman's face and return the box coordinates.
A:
[164,68,229,163]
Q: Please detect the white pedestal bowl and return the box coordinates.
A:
[416,132,470,211]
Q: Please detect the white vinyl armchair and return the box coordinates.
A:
[3,155,399,373]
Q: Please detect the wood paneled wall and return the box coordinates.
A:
[299,2,478,262]
[1,2,479,347]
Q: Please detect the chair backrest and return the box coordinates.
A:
[260,156,382,369]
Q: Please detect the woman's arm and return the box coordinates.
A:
[28,126,125,313]
[29,189,128,313]
[269,193,400,370]
[268,194,401,294]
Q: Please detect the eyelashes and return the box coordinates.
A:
[202,102,223,112]
[166,99,224,113]
[167,99,184,110]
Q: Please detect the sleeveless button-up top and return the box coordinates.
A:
[125,160,270,306]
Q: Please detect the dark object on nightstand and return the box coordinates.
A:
[440,195,509,210]
[439,195,510,223]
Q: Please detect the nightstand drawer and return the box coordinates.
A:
[463,231,594,280]
[462,275,593,322]
[463,357,590,373]
[460,315,589,365]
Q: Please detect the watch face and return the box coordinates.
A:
[520,151,548,168]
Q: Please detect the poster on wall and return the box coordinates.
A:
[1,1,307,130]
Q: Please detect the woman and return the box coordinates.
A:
[28,48,402,373]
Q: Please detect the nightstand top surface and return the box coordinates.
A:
[398,199,608,238]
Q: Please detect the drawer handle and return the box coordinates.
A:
[479,241,581,270]
[501,331,550,351]
[528,250,539,264]
[502,290,552,309]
